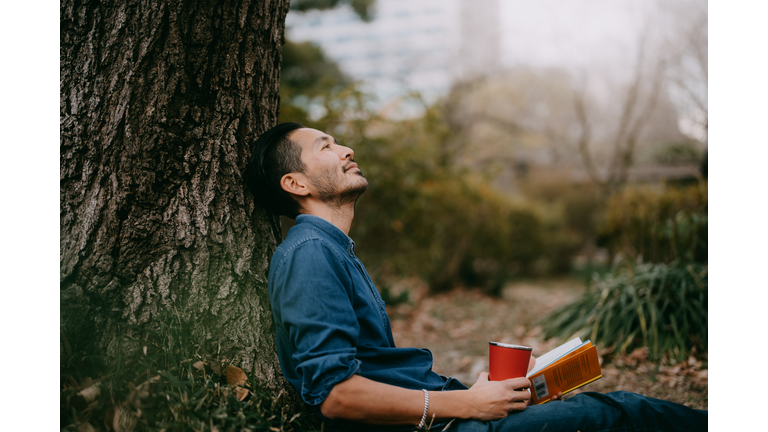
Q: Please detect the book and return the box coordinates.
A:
[526,338,602,405]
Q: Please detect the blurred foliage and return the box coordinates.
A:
[518,173,606,274]
[654,141,704,165]
[277,40,593,293]
[61,310,323,431]
[540,259,707,361]
[597,182,708,264]
[290,0,376,21]
[279,39,351,126]
[279,77,561,294]
[276,37,708,298]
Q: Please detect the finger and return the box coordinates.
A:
[476,372,489,382]
[510,401,528,412]
[506,377,531,389]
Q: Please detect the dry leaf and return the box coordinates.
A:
[193,361,206,371]
[112,406,123,432]
[78,384,101,403]
[78,422,97,432]
[212,362,223,375]
[226,365,247,387]
[234,386,250,401]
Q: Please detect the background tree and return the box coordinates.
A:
[60,0,294,398]
[290,0,376,22]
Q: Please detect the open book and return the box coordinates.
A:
[526,338,602,404]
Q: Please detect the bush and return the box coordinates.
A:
[597,182,707,264]
[350,106,558,294]
[519,172,607,274]
[540,260,708,361]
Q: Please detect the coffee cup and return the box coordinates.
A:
[488,342,533,381]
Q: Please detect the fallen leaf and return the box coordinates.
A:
[78,384,101,404]
[78,422,96,432]
[212,362,223,375]
[234,386,250,401]
[112,406,123,432]
[193,361,206,371]
[226,365,247,387]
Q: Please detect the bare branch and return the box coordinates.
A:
[573,90,605,189]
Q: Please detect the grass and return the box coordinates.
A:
[61,274,708,431]
[60,310,322,432]
[538,260,707,361]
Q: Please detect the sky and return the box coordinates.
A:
[499,0,650,72]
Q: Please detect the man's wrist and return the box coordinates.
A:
[430,388,477,421]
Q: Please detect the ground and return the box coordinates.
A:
[387,278,708,410]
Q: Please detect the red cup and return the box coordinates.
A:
[488,342,533,381]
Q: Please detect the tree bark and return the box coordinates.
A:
[60,0,293,399]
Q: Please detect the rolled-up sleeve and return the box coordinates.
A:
[270,238,362,406]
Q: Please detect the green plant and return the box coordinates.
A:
[61,310,323,431]
[539,259,707,361]
[598,182,707,264]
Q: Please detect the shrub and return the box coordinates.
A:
[540,260,707,361]
[597,182,707,264]
[519,172,607,274]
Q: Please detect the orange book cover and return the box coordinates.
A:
[529,344,602,405]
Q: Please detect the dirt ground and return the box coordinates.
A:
[387,278,708,410]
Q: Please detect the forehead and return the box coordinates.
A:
[290,128,335,151]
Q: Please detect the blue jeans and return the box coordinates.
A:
[447,391,707,432]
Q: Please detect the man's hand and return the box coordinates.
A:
[464,372,531,421]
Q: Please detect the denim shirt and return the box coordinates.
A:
[269,215,467,429]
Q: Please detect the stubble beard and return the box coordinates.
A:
[309,166,369,209]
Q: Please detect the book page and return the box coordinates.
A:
[526,337,583,377]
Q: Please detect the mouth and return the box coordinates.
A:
[344,162,360,173]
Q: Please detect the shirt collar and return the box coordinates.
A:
[295,214,356,253]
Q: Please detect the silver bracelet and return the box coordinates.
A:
[418,389,429,429]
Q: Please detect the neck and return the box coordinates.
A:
[301,201,356,235]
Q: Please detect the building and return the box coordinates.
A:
[285,0,500,102]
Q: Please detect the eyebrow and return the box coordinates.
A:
[314,135,339,148]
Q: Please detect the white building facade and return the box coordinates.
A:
[285,0,500,102]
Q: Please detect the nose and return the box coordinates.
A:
[337,145,354,160]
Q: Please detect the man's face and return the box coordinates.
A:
[290,128,368,205]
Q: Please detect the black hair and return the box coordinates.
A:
[244,122,306,220]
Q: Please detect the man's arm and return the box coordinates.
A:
[320,373,532,425]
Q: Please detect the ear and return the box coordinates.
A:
[280,172,311,197]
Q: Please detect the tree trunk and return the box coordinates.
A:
[60,0,293,399]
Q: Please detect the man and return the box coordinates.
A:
[244,122,707,431]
